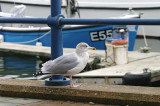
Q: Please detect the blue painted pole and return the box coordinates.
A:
[1,18,160,25]
[60,18,160,25]
[45,0,70,86]
[50,0,63,81]
[50,0,63,59]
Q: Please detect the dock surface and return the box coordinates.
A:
[0,96,105,106]
[76,51,160,77]
[75,51,160,84]
[0,42,104,57]
[0,79,160,105]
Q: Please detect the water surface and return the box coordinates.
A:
[0,53,41,80]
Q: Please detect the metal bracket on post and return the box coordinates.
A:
[47,14,65,28]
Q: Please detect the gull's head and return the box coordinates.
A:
[76,42,96,53]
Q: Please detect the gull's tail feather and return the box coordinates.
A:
[33,71,52,79]
[36,74,53,80]
[33,71,43,77]
[41,60,53,72]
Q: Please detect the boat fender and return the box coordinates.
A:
[0,34,4,43]
[123,72,151,86]
[111,40,128,45]
[36,41,42,46]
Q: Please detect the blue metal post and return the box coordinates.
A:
[50,0,63,60]
[45,0,70,86]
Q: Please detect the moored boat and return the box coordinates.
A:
[0,0,160,37]
[0,4,140,51]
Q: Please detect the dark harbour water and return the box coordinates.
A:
[0,52,41,80]
[0,38,160,84]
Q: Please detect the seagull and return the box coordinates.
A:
[33,42,96,87]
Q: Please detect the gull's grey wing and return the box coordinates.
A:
[41,52,79,74]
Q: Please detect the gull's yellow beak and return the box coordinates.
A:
[89,47,96,50]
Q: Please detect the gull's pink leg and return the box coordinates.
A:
[69,76,80,88]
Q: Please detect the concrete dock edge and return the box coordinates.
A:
[0,79,160,105]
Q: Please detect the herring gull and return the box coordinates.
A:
[33,42,96,87]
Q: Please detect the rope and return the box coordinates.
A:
[76,0,80,18]
[142,25,148,47]
[13,30,50,44]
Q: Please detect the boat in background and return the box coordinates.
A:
[0,4,140,51]
[0,0,160,37]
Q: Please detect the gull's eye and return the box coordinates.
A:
[84,45,88,48]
